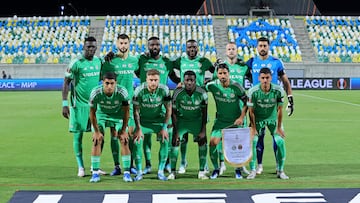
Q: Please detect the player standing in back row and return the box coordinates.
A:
[62,36,102,177]
[246,36,294,175]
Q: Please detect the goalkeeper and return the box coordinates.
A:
[245,36,294,175]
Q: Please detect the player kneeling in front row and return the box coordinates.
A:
[89,71,133,183]
[168,70,209,180]
[247,67,289,180]
[132,69,172,181]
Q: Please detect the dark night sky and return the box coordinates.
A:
[0,0,358,17]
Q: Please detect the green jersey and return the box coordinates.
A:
[174,56,213,86]
[101,55,139,98]
[65,55,101,106]
[137,54,174,85]
[247,83,285,122]
[206,79,247,123]
[212,61,249,86]
[172,86,208,121]
[89,84,130,116]
[133,82,171,123]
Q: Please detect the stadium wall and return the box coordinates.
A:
[1,63,359,79]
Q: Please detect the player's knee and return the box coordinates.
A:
[209,137,219,147]
[274,135,285,147]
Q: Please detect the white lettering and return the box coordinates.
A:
[103,194,129,203]
[349,193,360,203]
[21,82,37,88]
[290,79,333,89]
[33,194,62,203]
[252,193,326,203]
[153,193,227,203]
[214,95,236,103]
[0,82,15,88]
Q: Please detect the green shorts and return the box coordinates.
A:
[96,112,126,133]
[176,120,203,142]
[69,106,91,133]
[137,119,172,142]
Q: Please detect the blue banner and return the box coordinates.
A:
[0,78,63,91]
[0,78,178,91]
[351,78,360,90]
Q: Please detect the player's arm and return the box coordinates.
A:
[276,104,285,138]
[133,95,143,142]
[198,99,208,146]
[247,94,258,137]
[279,71,294,116]
[160,94,172,142]
[120,100,130,134]
[61,75,72,119]
[167,58,181,84]
[90,106,103,146]
[171,103,179,147]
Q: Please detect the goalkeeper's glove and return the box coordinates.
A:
[286,95,294,116]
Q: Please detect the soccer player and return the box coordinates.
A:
[61,36,102,177]
[132,69,172,181]
[172,39,215,174]
[101,33,139,176]
[205,60,248,179]
[246,67,289,180]
[88,71,132,183]
[168,70,209,180]
[246,36,294,175]
[212,42,251,176]
[135,36,177,175]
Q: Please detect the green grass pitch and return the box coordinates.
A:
[0,90,359,202]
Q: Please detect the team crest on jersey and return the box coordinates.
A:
[157,97,162,102]
[90,66,94,70]
[216,91,220,95]
[230,93,235,98]
[114,100,119,105]
[187,101,192,105]
[194,100,200,105]
[271,98,276,103]
[106,101,111,104]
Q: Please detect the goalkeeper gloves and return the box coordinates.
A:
[286,95,294,116]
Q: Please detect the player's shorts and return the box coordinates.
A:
[176,120,203,142]
[69,106,91,133]
[136,119,172,142]
[256,120,277,135]
[96,112,126,133]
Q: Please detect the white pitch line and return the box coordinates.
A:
[296,93,360,107]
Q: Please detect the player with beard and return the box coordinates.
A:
[246,37,294,175]
[135,36,177,176]
[100,33,139,176]
[171,39,214,174]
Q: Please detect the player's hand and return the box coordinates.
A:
[234,117,244,126]
[159,129,169,143]
[62,106,70,119]
[276,127,285,138]
[176,82,183,89]
[92,131,104,146]
[119,131,129,144]
[133,129,143,143]
[286,95,294,116]
[104,51,115,62]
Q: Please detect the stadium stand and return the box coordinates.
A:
[101,14,217,62]
[305,15,360,63]
[0,15,91,64]
[0,15,359,79]
[227,17,302,62]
